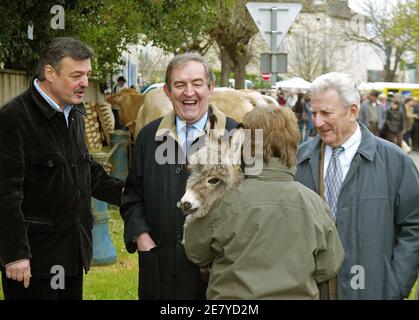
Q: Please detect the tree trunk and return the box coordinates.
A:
[384,44,394,82]
[232,44,248,90]
[218,44,232,87]
[233,60,246,90]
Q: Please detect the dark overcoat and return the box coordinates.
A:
[120,105,237,299]
[0,81,124,278]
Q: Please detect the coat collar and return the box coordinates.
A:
[297,122,376,165]
[247,157,296,182]
[30,77,86,120]
[155,104,228,145]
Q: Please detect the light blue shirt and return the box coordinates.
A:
[324,123,362,181]
[33,79,73,126]
[176,113,208,152]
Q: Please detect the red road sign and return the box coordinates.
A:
[262,73,271,81]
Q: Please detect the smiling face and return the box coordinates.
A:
[311,88,359,147]
[163,60,214,124]
[43,56,92,108]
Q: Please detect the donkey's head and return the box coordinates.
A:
[178,129,244,219]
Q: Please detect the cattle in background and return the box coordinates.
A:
[133,88,275,139]
[105,88,137,106]
[119,93,144,137]
[240,89,279,108]
[105,88,144,141]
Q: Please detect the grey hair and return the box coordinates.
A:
[310,72,360,108]
[36,37,94,81]
[165,52,215,91]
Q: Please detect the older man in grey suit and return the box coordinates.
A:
[296,72,419,300]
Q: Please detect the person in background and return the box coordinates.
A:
[112,76,128,129]
[378,93,390,111]
[293,93,306,142]
[402,97,417,147]
[384,98,405,148]
[113,76,127,94]
[412,99,419,151]
[276,89,286,107]
[285,90,298,109]
[359,90,385,136]
[304,93,315,140]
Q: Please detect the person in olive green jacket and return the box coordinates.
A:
[183,107,344,299]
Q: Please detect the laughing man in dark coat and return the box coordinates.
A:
[120,53,237,299]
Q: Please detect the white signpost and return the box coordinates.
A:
[246,2,302,87]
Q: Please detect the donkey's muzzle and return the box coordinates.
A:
[177,200,195,215]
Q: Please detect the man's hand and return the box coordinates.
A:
[5,259,31,288]
[136,232,157,252]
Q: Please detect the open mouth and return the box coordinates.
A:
[183,207,198,216]
[181,99,198,108]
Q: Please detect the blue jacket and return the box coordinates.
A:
[296,122,419,299]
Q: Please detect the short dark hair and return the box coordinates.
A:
[165,52,215,91]
[36,37,94,81]
[369,90,381,98]
[117,76,126,83]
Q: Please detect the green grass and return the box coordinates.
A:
[83,209,137,300]
[408,281,417,300]
[0,211,418,300]
[0,210,138,300]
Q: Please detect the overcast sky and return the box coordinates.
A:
[348,0,401,14]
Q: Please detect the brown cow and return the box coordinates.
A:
[119,93,144,138]
[105,88,137,106]
[106,88,144,140]
[134,88,256,139]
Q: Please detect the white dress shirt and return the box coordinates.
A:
[33,79,73,126]
[176,113,208,152]
[323,123,362,181]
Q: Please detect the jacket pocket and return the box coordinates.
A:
[30,153,66,167]
[24,218,53,233]
[27,153,67,193]
[138,247,160,300]
[383,255,402,300]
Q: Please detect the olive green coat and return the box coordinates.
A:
[184,159,344,299]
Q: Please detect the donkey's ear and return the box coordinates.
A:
[229,128,244,164]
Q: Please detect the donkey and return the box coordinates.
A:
[177,129,245,242]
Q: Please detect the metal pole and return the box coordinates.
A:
[261,7,288,88]
[271,7,278,88]
[90,151,117,266]
[110,130,130,180]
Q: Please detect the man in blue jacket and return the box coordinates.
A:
[296,72,419,299]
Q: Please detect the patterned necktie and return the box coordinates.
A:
[324,146,345,218]
[185,125,194,154]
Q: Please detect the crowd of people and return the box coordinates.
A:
[277,87,419,152]
[0,37,418,300]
